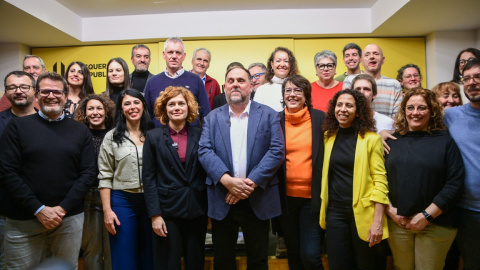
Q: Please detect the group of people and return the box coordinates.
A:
[0,36,478,270]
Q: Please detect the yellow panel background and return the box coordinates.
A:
[33,37,425,94]
[33,43,160,94]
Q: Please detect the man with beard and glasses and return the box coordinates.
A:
[0,55,45,111]
[444,59,480,270]
[199,66,284,269]
[343,44,403,119]
[130,44,154,93]
[0,72,95,270]
[0,71,37,270]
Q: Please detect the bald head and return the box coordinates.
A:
[361,44,385,76]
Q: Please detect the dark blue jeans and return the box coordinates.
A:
[109,190,153,270]
[456,207,480,270]
[279,197,324,270]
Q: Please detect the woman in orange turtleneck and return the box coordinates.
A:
[277,75,326,270]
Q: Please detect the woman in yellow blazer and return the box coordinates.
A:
[319,89,389,270]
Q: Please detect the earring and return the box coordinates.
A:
[105,116,108,120]
[84,116,88,123]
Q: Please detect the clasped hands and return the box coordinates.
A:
[220,174,257,205]
[36,206,66,230]
[387,205,428,231]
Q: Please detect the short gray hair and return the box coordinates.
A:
[24,55,45,68]
[192,48,211,61]
[314,50,337,67]
[164,37,185,52]
[131,44,151,58]
[248,62,266,71]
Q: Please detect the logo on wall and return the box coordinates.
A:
[53,62,66,76]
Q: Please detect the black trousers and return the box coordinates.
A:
[152,215,208,270]
[325,205,381,270]
[211,200,270,270]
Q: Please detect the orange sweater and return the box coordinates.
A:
[285,106,313,198]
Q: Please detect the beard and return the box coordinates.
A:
[465,86,480,102]
[227,88,249,105]
[9,95,34,107]
[40,103,64,119]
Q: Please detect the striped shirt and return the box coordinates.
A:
[343,75,403,119]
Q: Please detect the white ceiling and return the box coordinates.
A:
[0,0,479,47]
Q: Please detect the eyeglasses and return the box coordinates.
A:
[5,84,34,93]
[284,88,303,96]
[37,89,66,98]
[316,63,335,70]
[406,105,428,112]
[459,57,475,66]
[462,73,480,84]
[252,72,265,80]
[403,74,421,80]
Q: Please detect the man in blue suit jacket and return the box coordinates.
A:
[199,66,285,269]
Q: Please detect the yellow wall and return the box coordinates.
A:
[33,37,425,93]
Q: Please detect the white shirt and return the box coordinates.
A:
[374,111,394,133]
[229,102,251,179]
[164,68,185,79]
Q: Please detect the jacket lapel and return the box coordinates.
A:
[217,105,233,170]
[246,102,262,172]
[184,126,197,179]
[163,126,187,178]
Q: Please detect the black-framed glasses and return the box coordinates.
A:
[316,63,335,70]
[284,88,303,96]
[5,84,33,93]
[252,72,265,80]
[37,89,66,98]
[459,57,475,66]
[462,73,480,84]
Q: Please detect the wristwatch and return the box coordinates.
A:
[422,210,434,222]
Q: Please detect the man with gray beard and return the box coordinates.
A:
[199,66,285,269]
[0,72,95,270]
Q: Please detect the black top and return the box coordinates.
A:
[385,130,464,226]
[0,114,96,220]
[131,71,151,93]
[90,128,109,187]
[110,86,125,104]
[0,109,16,137]
[329,127,357,208]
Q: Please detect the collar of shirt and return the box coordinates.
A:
[201,74,206,85]
[165,68,185,79]
[38,110,65,122]
[228,101,251,119]
[168,124,188,136]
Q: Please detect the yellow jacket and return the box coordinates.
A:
[319,131,389,241]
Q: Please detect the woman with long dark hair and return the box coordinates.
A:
[320,89,389,269]
[64,61,95,117]
[105,57,131,103]
[98,89,154,270]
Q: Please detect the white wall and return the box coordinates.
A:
[0,42,30,94]
[425,30,479,88]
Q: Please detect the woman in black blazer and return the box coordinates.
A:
[142,86,207,270]
[277,75,326,269]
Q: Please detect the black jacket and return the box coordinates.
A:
[142,125,207,219]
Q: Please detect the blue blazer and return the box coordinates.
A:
[198,101,285,221]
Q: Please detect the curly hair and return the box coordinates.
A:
[323,89,376,139]
[154,86,199,125]
[394,88,446,135]
[74,94,115,129]
[265,47,299,83]
[281,75,312,109]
